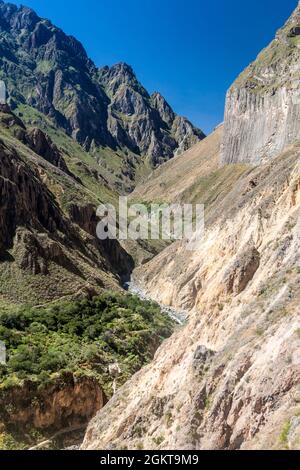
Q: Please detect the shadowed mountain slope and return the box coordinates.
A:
[0,1,204,190]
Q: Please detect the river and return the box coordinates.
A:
[124,278,187,325]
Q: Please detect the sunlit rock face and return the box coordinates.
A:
[222,2,300,165]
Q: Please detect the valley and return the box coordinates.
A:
[0,0,299,453]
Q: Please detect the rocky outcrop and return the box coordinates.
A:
[172,116,205,156]
[68,202,134,278]
[288,416,300,449]
[0,139,67,251]
[99,64,205,165]
[0,372,106,431]
[0,105,76,177]
[222,245,260,295]
[25,128,71,174]
[18,230,70,276]
[151,92,175,127]
[192,346,215,375]
[0,132,132,302]
[221,2,300,165]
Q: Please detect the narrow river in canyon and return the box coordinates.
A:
[124,278,188,325]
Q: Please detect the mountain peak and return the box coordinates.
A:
[151,91,168,103]
[0,1,39,30]
[110,62,134,74]
[99,62,139,88]
[151,92,175,127]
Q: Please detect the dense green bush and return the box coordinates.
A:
[0,292,174,395]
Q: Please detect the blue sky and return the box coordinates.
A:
[9,0,299,133]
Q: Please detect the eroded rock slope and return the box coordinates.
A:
[0,106,132,304]
[222,1,300,165]
[83,137,300,451]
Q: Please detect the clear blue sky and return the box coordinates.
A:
[10,0,299,133]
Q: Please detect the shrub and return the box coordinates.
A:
[0,292,174,396]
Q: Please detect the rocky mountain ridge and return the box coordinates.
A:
[0,0,299,453]
[83,116,300,452]
[0,1,204,187]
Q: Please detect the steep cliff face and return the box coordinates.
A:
[82,138,300,451]
[99,64,205,165]
[0,373,106,433]
[82,5,300,450]
[0,136,67,250]
[221,1,300,165]
[0,107,132,304]
[0,0,204,180]
[25,127,72,175]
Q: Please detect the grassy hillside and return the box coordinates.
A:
[131,125,251,213]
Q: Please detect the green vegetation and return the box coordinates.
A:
[152,435,165,446]
[279,420,291,449]
[165,411,173,428]
[0,292,173,449]
[0,292,174,396]
[0,431,28,450]
[35,60,55,74]
[15,104,118,207]
[0,107,116,213]
[180,164,250,209]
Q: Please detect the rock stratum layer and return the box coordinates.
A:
[0,0,299,452]
[222,1,300,165]
[0,373,106,433]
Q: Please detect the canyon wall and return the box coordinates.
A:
[0,373,106,432]
[82,3,300,451]
[221,1,300,165]
[83,136,300,451]
[0,108,132,304]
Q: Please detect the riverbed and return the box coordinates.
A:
[124,279,187,325]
